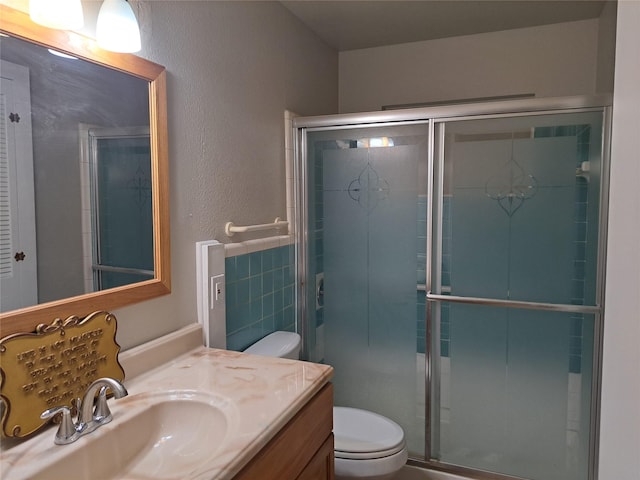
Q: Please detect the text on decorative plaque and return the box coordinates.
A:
[0,311,124,438]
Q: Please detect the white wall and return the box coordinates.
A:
[339,19,600,113]
[108,1,338,349]
[598,1,640,478]
[596,0,617,93]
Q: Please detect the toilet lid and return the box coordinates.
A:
[333,407,406,459]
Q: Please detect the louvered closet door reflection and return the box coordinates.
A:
[0,61,37,312]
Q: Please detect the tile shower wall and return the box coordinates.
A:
[426,124,591,364]
[435,122,598,480]
[225,244,296,351]
[533,124,592,374]
[312,124,593,369]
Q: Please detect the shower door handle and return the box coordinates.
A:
[426,292,600,314]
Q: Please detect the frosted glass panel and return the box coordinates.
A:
[323,145,418,438]
[448,135,586,303]
[307,126,428,456]
[431,112,603,479]
[435,303,594,480]
[95,136,153,289]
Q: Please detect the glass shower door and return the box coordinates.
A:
[304,124,429,456]
[89,127,154,290]
[428,111,605,479]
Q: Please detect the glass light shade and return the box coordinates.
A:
[29,0,84,30]
[96,0,141,53]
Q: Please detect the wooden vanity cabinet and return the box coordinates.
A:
[234,383,334,480]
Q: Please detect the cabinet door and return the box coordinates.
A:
[234,384,333,480]
[297,434,334,480]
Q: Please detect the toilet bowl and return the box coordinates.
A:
[333,406,408,480]
[244,331,408,480]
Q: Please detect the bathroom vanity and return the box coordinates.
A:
[234,383,334,480]
[0,325,334,479]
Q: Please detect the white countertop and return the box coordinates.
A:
[0,341,333,480]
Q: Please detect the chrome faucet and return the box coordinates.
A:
[40,377,128,445]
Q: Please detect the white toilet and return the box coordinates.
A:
[244,331,408,480]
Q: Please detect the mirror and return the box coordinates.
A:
[0,5,170,337]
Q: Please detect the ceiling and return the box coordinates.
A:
[280,1,608,51]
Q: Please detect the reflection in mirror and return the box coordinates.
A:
[0,5,170,336]
[84,126,154,292]
[0,36,151,311]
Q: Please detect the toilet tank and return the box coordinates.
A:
[243,331,301,360]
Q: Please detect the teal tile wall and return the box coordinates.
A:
[438,125,592,368]
[534,124,591,373]
[310,124,593,371]
[225,245,296,351]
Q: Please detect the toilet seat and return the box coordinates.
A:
[335,445,406,461]
[333,407,406,460]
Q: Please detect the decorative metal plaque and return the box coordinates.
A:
[0,311,124,438]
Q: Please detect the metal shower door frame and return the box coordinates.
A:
[425,107,611,480]
[293,95,612,480]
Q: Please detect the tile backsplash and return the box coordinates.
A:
[224,238,296,351]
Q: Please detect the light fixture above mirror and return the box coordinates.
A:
[28,0,141,53]
[96,0,141,53]
[29,0,84,30]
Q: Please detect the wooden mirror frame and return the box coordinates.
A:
[0,5,170,337]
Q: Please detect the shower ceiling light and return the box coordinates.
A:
[29,0,84,30]
[357,137,395,148]
[96,0,141,53]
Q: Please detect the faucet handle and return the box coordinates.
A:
[40,405,78,445]
[93,385,113,424]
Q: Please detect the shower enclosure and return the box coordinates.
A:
[294,96,610,480]
[87,127,154,290]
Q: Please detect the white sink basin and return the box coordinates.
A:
[28,390,234,480]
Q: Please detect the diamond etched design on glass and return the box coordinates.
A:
[485,138,537,217]
[127,165,152,209]
[348,163,390,212]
